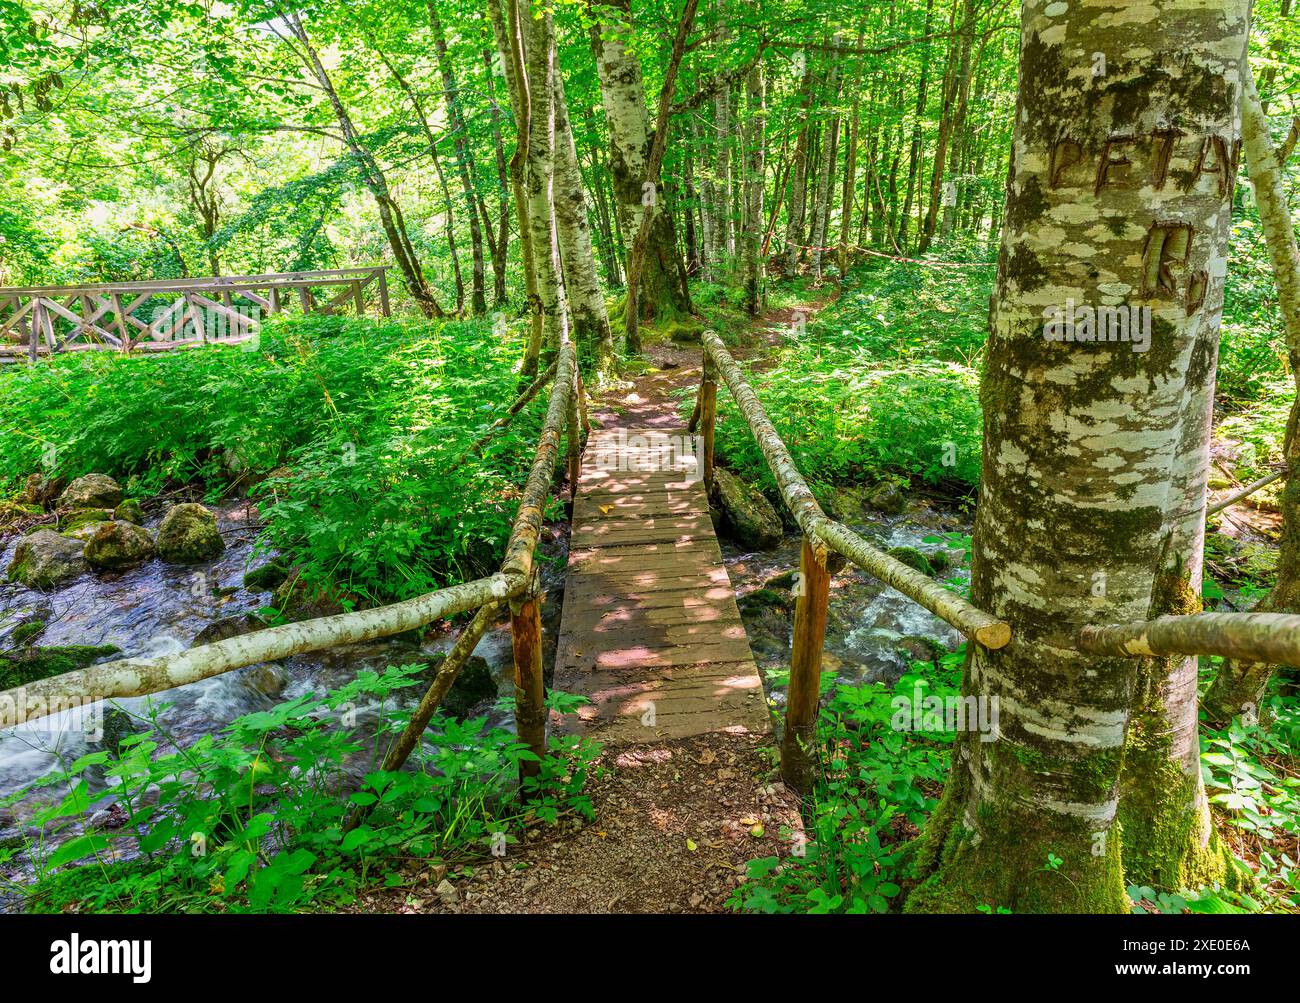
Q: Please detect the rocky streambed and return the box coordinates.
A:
[0,460,976,906]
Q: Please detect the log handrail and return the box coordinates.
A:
[696,330,1009,790]
[699,331,1011,648]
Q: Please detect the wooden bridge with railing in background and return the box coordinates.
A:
[0,266,390,363]
[5,325,1300,801]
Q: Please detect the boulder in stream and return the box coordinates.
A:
[243,558,291,592]
[418,654,498,720]
[60,507,114,534]
[157,503,225,563]
[6,529,85,588]
[22,472,66,508]
[84,521,156,570]
[712,468,782,550]
[190,612,267,647]
[113,498,146,525]
[865,482,908,516]
[887,545,935,576]
[60,473,124,510]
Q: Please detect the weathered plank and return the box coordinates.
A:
[554,425,769,742]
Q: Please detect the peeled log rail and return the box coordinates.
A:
[1080,612,1300,666]
[1205,468,1286,517]
[502,341,576,582]
[0,343,579,729]
[0,573,519,729]
[701,331,1011,650]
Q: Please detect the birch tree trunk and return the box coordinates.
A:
[1205,65,1300,725]
[429,1,488,315]
[589,0,692,321]
[784,60,814,274]
[489,0,543,376]
[809,47,841,281]
[552,58,617,369]
[482,46,512,308]
[906,0,1251,913]
[522,3,567,357]
[740,56,765,316]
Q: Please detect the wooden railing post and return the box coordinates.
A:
[782,535,831,794]
[510,573,546,783]
[700,354,718,494]
[376,268,391,317]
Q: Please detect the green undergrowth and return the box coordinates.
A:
[0,665,600,913]
[1216,378,1290,485]
[729,651,962,914]
[698,261,988,499]
[0,314,558,602]
[729,647,1300,914]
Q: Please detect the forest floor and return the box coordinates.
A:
[353,293,836,914]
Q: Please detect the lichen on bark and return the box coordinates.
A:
[905,0,1253,913]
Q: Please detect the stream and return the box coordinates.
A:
[0,491,970,907]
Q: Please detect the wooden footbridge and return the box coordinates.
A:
[0,266,389,361]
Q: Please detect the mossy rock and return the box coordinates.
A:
[1237,542,1278,584]
[113,498,146,525]
[22,472,66,508]
[421,654,498,721]
[6,529,85,589]
[60,473,124,510]
[84,521,156,570]
[866,482,908,515]
[156,503,224,563]
[243,559,291,592]
[888,545,935,576]
[0,643,120,689]
[667,321,706,344]
[190,612,268,647]
[11,619,47,647]
[739,588,792,615]
[762,569,800,590]
[712,468,783,550]
[60,508,114,534]
[270,572,346,621]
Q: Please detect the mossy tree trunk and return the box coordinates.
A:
[551,37,616,370]
[906,0,1251,914]
[1205,65,1300,726]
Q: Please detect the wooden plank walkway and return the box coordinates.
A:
[553,426,770,742]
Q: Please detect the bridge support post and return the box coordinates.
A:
[782,536,831,794]
[510,574,547,785]
[700,357,717,494]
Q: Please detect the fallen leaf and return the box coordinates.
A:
[686,838,698,852]
[599,504,614,514]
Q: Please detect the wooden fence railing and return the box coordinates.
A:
[0,267,390,361]
[691,331,1011,791]
[0,342,583,795]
